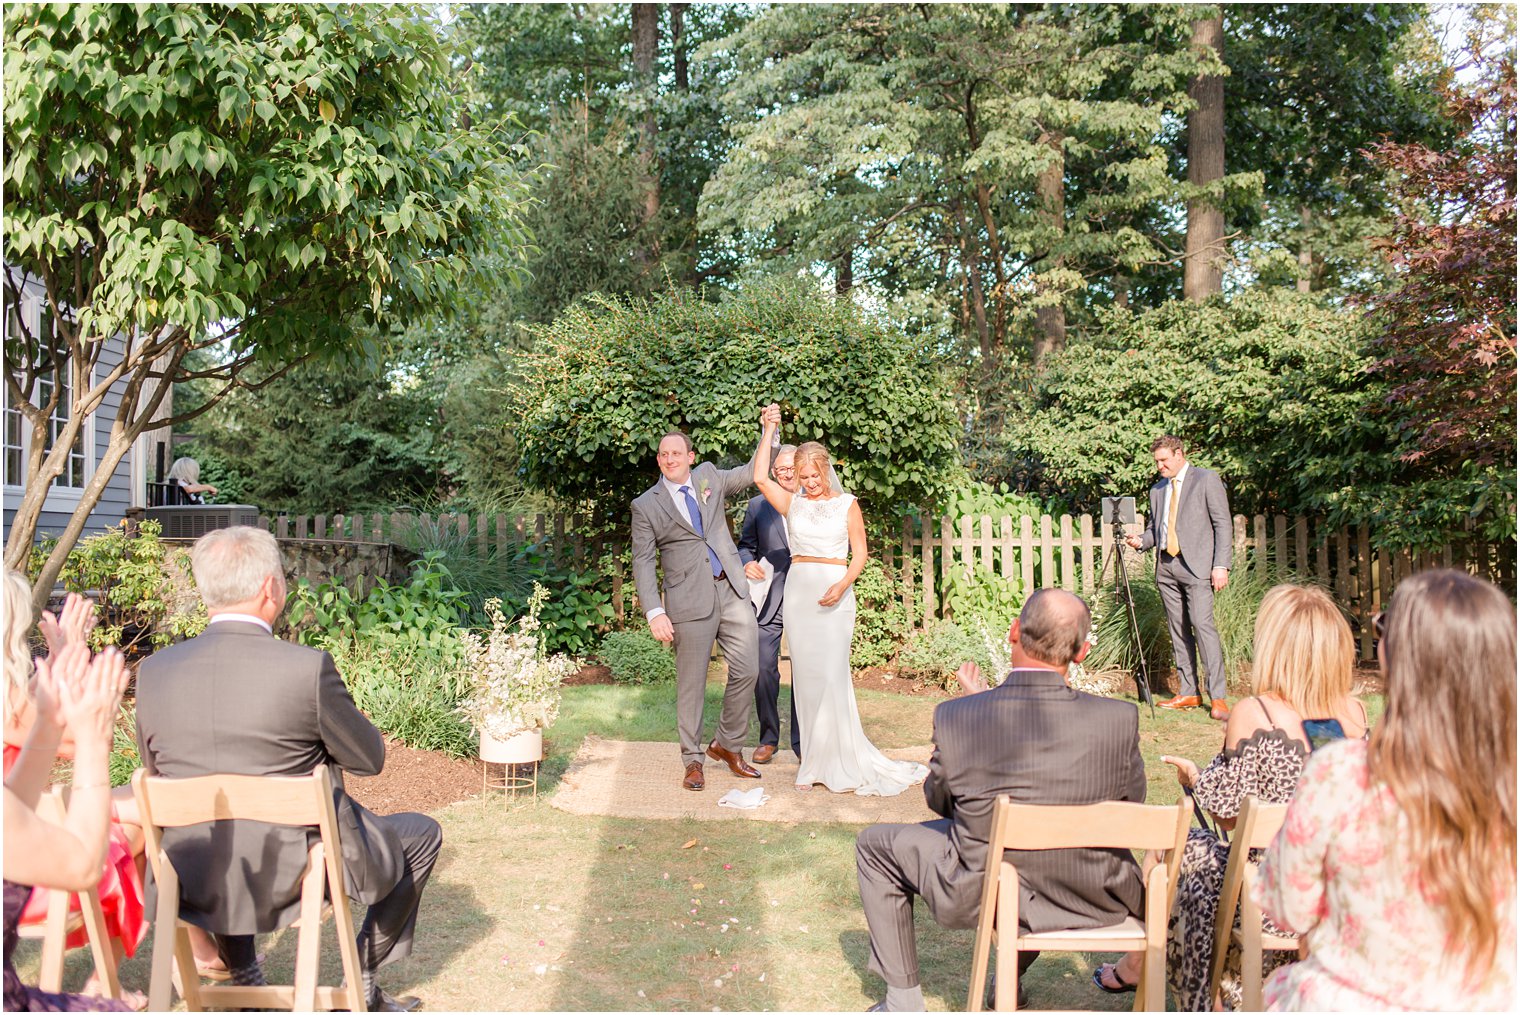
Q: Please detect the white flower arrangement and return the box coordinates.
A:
[458,585,578,741]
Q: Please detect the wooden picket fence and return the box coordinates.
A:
[260,509,1515,662]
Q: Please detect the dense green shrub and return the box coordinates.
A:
[287,555,475,757]
[511,278,961,525]
[327,635,475,758]
[940,564,1024,644]
[851,558,912,668]
[597,630,677,685]
[895,620,1004,689]
[508,549,617,656]
[35,520,207,657]
[286,554,469,652]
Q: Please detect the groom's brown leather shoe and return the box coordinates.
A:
[682,763,705,791]
[707,740,761,778]
[1157,695,1202,710]
[752,744,777,765]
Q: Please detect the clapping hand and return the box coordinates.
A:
[39,592,98,657]
[52,646,128,750]
[954,661,988,696]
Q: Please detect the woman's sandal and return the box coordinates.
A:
[794,783,813,793]
[1092,963,1139,994]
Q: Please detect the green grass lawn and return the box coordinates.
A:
[19,675,1384,1011]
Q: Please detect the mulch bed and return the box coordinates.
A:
[345,737,483,815]
[563,663,615,686]
[852,666,952,697]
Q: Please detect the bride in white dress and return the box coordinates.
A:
[753,413,928,796]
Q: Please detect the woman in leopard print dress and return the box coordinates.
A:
[1092,585,1368,1010]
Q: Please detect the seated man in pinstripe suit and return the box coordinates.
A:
[855,589,1147,1011]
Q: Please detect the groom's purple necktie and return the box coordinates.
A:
[679,485,724,578]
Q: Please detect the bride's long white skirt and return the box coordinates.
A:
[785,562,929,797]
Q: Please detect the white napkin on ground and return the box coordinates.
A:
[746,558,775,612]
[717,786,770,809]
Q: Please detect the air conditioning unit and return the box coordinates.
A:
[144,505,262,539]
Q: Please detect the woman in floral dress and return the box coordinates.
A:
[1252,570,1515,1010]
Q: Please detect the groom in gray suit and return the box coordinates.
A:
[631,405,779,790]
[1126,434,1234,720]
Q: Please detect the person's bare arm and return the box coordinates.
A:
[752,404,791,517]
[3,647,126,891]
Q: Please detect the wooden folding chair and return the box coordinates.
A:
[1208,795,1295,1011]
[967,797,1193,1012]
[133,767,367,1012]
[17,785,121,999]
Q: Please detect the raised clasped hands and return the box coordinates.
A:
[39,592,98,657]
[760,403,781,430]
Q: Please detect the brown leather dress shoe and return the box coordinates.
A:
[1210,699,1231,721]
[706,740,761,779]
[682,762,705,791]
[752,744,777,765]
[1157,695,1203,710]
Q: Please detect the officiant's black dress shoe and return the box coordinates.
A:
[370,989,423,1012]
[707,740,761,778]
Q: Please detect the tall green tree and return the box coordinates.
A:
[699,4,1251,364]
[2,4,537,605]
[1223,3,1448,295]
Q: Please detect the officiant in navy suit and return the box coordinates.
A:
[737,443,801,765]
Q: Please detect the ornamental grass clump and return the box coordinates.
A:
[459,585,578,741]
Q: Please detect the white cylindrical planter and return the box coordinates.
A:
[480,728,543,764]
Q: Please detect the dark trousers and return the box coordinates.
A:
[1156,553,1226,700]
[753,619,801,758]
[220,811,443,980]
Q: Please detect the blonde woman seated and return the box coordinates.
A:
[1251,570,1514,1009]
[1093,584,1366,1009]
[3,592,132,1011]
[166,457,217,504]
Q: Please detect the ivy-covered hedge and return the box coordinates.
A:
[510,278,962,525]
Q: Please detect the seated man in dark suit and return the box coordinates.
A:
[855,588,1146,1011]
[136,526,441,1012]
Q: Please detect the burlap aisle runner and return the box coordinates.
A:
[550,736,937,823]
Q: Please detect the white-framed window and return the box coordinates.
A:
[1,282,91,496]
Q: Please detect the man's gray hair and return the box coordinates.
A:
[1017,588,1091,667]
[191,526,283,609]
[773,443,798,471]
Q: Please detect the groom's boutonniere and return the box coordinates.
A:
[697,479,712,504]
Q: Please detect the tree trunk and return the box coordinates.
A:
[1183,14,1225,302]
[631,3,660,269]
[1114,274,1131,310]
[671,3,688,91]
[1297,203,1314,293]
[836,248,853,295]
[1033,133,1066,368]
[952,201,991,358]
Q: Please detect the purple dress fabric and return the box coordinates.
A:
[4,881,130,1012]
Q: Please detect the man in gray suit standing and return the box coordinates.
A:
[136,527,439,1012]
[631,405,779,791]
[854,589,1146,1012]
[1125,434,1234,721]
